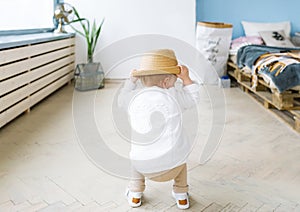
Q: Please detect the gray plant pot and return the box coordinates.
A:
[74,62,105,91]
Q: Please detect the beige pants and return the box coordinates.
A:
[128,163,188,193]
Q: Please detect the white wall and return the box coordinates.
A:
[67,0,196,78]
[0,0,53,30]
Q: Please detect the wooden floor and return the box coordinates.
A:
[0,81,300,212]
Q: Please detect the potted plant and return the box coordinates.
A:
[70,6,105,90]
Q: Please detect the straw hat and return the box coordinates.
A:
[132,49,181,77]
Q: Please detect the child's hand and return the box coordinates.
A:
[130,69,138,83]
[177,65,193,86]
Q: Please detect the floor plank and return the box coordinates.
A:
[0,83,299,211]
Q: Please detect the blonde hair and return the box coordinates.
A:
[139,74,176,87]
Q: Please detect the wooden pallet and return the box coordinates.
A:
[290,110,300,132]
[228,61,300,110]
[228,61,300,133]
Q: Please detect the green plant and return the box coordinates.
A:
[70,6,104,62]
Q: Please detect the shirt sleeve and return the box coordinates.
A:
[117,79,139,110]
[175,81,200,110]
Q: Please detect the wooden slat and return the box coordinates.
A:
[0,59,29,80]
[1,73,73,128]
[0,61,74,112]
[4,98,31,127]
[0,85,29,112]
[29,63,74,95]
[0,37,75,64]
[290,110,300,132]
[28,45,75,70]
[0,47,75,95]
[0,46,75,81]
[30,74,72,107]
[237,80,273,105]
[0,68,73,126]
[290,110,300,118]
[228,70,235,78]
[227,61,238,69]
[28,54,75,82]
[295,117,300,132]
[0,111,6,128]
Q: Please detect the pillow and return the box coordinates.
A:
[231,36,264,49]
[242,21,291,38]
[259,30,295,47]
[229,36,264,55]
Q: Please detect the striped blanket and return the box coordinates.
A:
[237,45,300,93]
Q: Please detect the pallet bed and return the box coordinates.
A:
[227,61,300,133]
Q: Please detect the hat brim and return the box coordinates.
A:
[132,66,181,77]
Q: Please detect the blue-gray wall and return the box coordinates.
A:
[196,0,300,38]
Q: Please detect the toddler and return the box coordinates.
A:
[118,49,200,210]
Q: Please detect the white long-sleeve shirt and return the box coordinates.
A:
[118,80,200,173]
